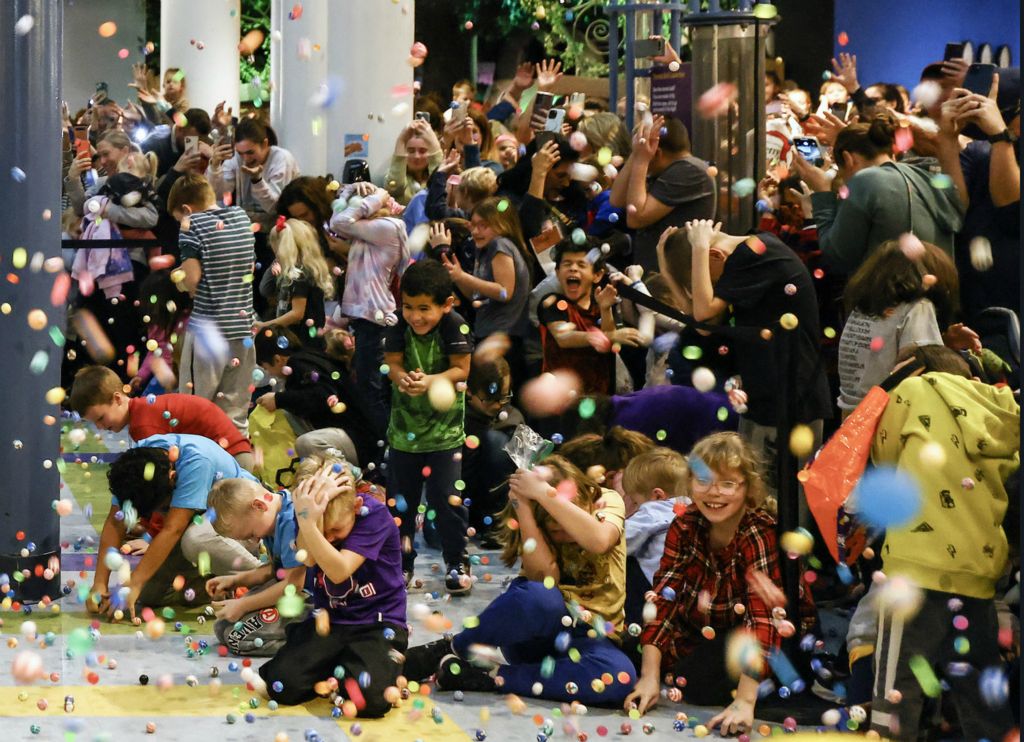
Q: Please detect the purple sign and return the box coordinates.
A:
[650,62,692,130]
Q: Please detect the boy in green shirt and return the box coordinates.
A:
[383,259,474,594]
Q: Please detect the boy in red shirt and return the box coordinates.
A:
[537,238,643,394]
[69,365,254,471]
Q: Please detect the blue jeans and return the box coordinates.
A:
[452,577,636,705]
[350,318,390,435]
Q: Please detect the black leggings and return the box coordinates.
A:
[259,619,408,717]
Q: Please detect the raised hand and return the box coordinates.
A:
[511,61,535,91]
[531,139,561,176]
[830,52,860,93]
[536,59,563,91]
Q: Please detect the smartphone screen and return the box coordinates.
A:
[415,111,431,122]
[534,130,556,149]
[830,103,849,121]
[962,63,996,95]
[793,137,823,166]
[185,135,199,154]
[943,42,965,61]
[634,38,665,58]
[766,100,784,115]
[530,92,555,131]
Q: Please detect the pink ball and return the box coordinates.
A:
[697,82,737,119]
[11,651,44,684]
[519,370,581,418]
[569,131,589,152]
[409,42,428,59]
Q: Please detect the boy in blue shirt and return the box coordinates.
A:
[252,458,408,717]
[383,259,474,593]
[87,433,263,621]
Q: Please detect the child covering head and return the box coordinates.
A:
[625,432,816,736]
[382,259,474,593]
[402,455,637,705]
[250,453,408,716]
[257,217,336,341]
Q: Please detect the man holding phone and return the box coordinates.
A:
[935,66,1020,321]
[140,107,213,178]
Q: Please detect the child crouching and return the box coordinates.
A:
[254,457,408,716]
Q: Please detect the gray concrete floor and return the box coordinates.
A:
[0,425,809,741]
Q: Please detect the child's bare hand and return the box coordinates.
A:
[684,219,721,252]
[509,468,553,502]
[611,327,645,347]
[205,574,237,598]
[655,225,679,258]
[211,598,247,624]
[595,283,619,309]
[531,140,561,175]
[429,222,452,247]
[399,370,428,396]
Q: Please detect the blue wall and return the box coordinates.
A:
[834,0,1020,89]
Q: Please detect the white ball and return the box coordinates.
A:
[20,621,37,640]
[642,601,657,624]
[821,708,841,726]
[531,682,543,696]
[68,428,87,447]
[919,441,946,468]
[691,367,716,393]
[969,236,993,272]
[427,377,456,412]
[119,191,141,208]
[15,15,35,35]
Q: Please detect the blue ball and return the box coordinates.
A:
[661,586,676,601]
[272,681,284,693]
[854,467,920,528]
[383,627,396,640]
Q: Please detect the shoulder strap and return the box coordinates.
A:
[884,162,915,234]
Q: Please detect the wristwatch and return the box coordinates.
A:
[987,129,1018,145]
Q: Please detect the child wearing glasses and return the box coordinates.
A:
[624,432,816,736]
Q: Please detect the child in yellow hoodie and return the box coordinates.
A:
[867,347,1017,741]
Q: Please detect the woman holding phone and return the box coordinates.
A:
[386,119,444,205]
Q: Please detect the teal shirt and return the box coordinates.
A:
[384,311,473,453]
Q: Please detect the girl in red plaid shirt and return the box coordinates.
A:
[625,432,816,735]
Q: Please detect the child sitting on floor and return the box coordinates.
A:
[402,455,637,706]
[204,453,357,656]
[252,457,408,716]
[624,432,816,736]
[620,448,689,627]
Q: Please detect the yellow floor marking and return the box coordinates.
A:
[0,684,468,739]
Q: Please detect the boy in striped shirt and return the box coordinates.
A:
[168,174,256,437]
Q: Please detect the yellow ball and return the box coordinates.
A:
[694,724,709,737]
[789,424,815,457]
[45,387,66,405]
[170,269,187,284]
[146,339,159,352]
[27,309,47,330]
[780,529,814,556]
[590,678,606,693]
[779,312,799,330]
[145,618,166,640]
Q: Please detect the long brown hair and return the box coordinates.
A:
[558,426,656,474]
[471,197,534,283]
[498,455,603,567]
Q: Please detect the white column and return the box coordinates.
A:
[326,1,415,181]
[160,0,240,116]
[270,0,328,175]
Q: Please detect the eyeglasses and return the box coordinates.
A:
[691,478,745,496]
[474,391,512,405]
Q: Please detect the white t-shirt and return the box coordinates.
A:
[837,299,943,410]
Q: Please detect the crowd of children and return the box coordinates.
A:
[57,28,1019,740]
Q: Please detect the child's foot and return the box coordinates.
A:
[444,561,472,595]
[436,654,496,693]
[401,635,453,681]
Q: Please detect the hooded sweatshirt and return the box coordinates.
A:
[870,373,1019,598]
[811,161,963,275]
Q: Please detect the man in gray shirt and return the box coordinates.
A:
[610,115,716,273]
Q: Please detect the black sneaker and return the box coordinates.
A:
[436,654,496,693]
[444,561,472,595]
[402,635,453,682]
